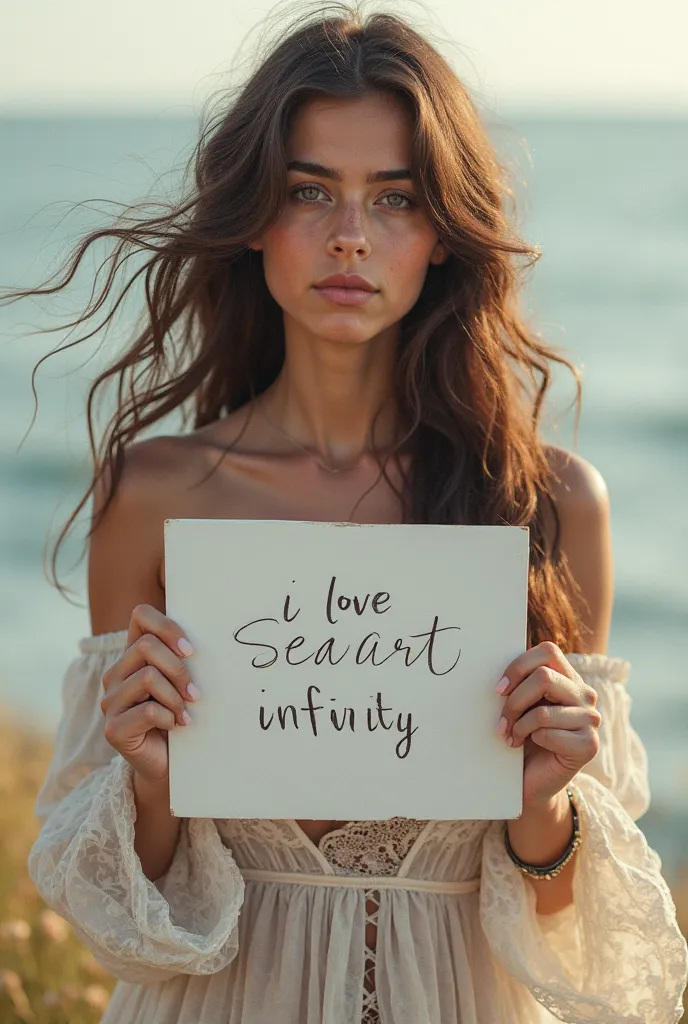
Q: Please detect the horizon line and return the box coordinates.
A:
[1,102,687,121]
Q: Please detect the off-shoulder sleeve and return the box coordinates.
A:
[28,633,245,984]
[479,654,688,1024]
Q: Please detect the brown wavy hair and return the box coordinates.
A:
[2,0,584,649]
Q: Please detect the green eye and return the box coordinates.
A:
[380,193,415,210]
[293,185,325,203]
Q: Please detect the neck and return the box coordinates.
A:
[262,323,401,466]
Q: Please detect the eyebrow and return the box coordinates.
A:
[286,159,412,183]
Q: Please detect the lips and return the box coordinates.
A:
[314,273,378,292]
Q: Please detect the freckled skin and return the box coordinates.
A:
[251,91,448,353]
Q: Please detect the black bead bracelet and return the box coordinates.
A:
[504,788,582,881]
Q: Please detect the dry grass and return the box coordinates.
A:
[0,708,113,1023]
[0,706,686,1022]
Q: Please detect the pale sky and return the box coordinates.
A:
[3,0,687,115]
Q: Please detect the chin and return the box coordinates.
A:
[303,314,385,347]
[322,327,377,346]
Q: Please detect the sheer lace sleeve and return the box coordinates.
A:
[568,653,650,820]
[479,654,688,1023]
[27,632,245,984]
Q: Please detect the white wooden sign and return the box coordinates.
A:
[165,520,527,821]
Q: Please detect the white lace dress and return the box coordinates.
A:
[28,631,688,1024]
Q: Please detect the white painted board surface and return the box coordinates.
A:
[165,520,527,821]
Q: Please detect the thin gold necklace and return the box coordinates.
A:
[258,398,373,475]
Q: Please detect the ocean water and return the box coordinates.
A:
[0,116,686,869]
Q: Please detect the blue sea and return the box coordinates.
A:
[0,116,686,871]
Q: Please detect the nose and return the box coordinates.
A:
[326,204,371,260]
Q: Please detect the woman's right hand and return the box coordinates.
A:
[100,604,199,786]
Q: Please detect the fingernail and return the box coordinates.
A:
[181,709,192,726]
[186,682,200,701]
[496,716,508,735]
[506,735,514,747]
[495,675,509,695]
[177,638,194,657]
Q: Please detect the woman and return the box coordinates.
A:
[12,4,686,1022]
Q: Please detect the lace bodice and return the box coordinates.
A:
[319,818,427,876]
[26,631,688,1024]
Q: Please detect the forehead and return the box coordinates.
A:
[286,92,413,170]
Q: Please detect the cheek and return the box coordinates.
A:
[260,220,315,298]
[382,215,438,264]
[385,227,440,296]
[388,241,435,277]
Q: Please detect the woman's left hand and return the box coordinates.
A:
[496,641,602,808]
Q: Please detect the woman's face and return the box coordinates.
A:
[251,91,448,348]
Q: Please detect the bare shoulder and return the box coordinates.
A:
[87,434,205,635]
[91,433,201,527]
[542,444,613,653]
[544,444,610,515]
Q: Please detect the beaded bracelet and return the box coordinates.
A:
[504,788,582,881]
